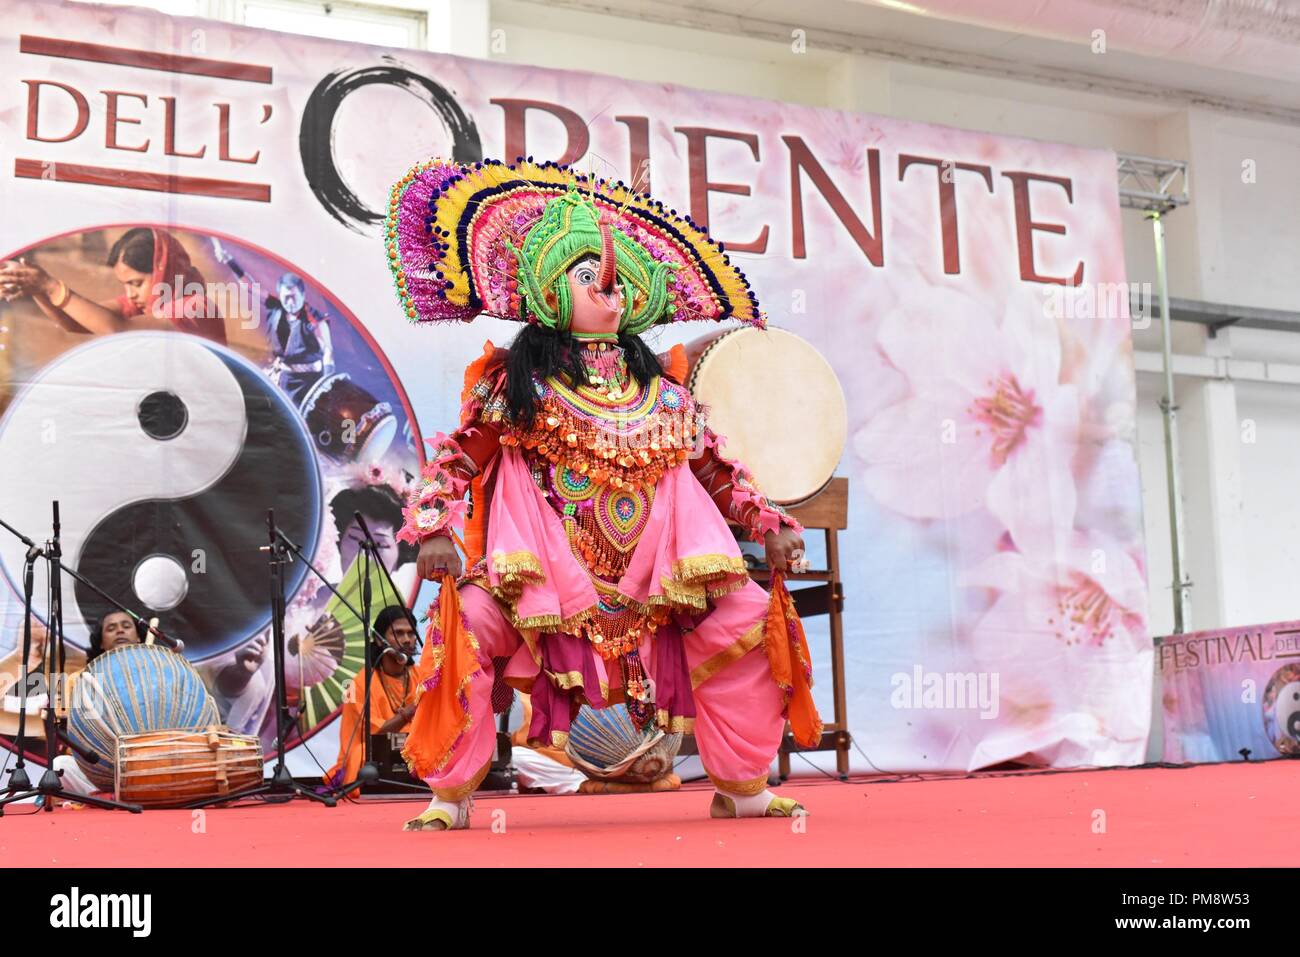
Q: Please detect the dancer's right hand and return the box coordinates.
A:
[417,534,462,581]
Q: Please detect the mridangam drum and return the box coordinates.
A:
[67,643,220,790]
[116,728,263,807]
[685,327,846,505]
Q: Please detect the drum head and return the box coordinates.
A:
[687,327,846,505]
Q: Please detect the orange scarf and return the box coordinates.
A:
[764,572,823,748]
[401,569,482,779]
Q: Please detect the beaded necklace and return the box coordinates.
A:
[500,342,697,492]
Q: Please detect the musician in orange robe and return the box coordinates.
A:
[324,605,425,791]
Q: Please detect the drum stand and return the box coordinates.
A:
[326,511,428,798]
[188,510,335,809]
[0,505,142,815]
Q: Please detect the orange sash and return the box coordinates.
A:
[401,569,482,779]
[764,572,823,749]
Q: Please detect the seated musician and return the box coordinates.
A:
[324,605,425,791]
[50,611,148,798]
[86,610,148,661]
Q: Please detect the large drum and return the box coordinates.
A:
[298,372,396,464]
[116,728,263,808]
[67,643,220,790]
[685,327,846,506]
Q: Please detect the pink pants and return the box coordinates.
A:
[423,579,786,800]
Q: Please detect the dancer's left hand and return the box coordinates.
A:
[764,527,806,573]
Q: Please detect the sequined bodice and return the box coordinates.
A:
[499,341,703,657]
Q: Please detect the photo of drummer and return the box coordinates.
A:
[265,273,335,405]
[324,604,422,793]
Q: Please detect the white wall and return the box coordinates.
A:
[489,0,1300,646]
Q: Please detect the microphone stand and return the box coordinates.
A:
[326,511,427,798]
[188,509,335,808]
[0,503,141,815]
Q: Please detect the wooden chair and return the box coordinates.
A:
[678,477,852,779]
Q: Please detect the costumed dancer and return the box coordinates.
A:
[386,158,822,830]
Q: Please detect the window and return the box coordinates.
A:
[71,0,437,51]
[234,0,427,48]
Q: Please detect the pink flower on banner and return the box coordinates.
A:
[955,530,1151,763]
[962,530,1148,652]
[855,288,1080,556]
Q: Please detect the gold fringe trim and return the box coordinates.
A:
[547,669,587,691]
[433,760,491,802]
[705,576,750,600]
[707,772,769,796]
[671,553,750,584]
[489,549,547,596]
[659,577,710,610]
[500,602,597,635]
[657,710,695,735]
[689,619,766,690]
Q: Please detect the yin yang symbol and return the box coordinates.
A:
[1263,665,1300,756]
[0,333,321,661]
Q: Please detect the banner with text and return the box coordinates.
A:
[0,0,1151,774]
[1159,621,1300,763]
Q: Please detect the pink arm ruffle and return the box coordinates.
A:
[396,432,474,545]
[695,429,803,543]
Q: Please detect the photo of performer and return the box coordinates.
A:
[266,273,335,404]
[0,227,228,345]
[330,481,416,577]
[324,604,423,792]
[210,240,336,403]
[1,224,423,764]
[0,617,52,701]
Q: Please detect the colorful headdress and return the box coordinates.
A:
[385,157,764,333]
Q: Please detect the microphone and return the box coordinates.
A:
[376,644,410,666]
[135,615,185,653]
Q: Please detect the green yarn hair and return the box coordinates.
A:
[507,185,676,335]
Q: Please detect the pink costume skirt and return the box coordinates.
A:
[421,448,786,798]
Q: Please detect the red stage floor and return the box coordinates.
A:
[2,760,1294,867]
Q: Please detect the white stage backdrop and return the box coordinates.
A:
[0,0,1152,775]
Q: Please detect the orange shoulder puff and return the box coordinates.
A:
[657,343,689,384]
[460,339,507,406]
